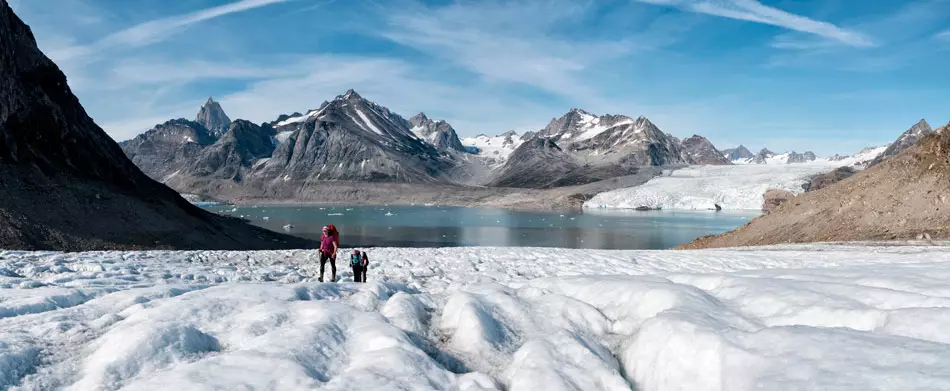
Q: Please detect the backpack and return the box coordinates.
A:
[350,253,361,266]
[326,224,340,246]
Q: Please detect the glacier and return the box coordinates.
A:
[2,244,950,390]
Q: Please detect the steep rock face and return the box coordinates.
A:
[120,119,216,182]
[253,90,454,184]
[488,138,581,188]
[183,120,276,181]
[195,97,231,137]
[869,119,933,166]
[0,1,308,250]
[680,135,730,165]
[540,109,687,167]
[723,145,754,161]
[408,112,466,152]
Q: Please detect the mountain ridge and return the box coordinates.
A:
[0,1,310,251]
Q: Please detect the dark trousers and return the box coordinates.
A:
[320,252,336,281]
[361,266,367,282]
[352,265,363,282]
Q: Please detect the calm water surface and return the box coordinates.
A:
[202,204,759,250]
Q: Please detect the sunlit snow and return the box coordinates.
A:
[2,244,950,390]
[587,146,889,211]
[355,109,384,136]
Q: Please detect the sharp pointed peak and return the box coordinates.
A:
[204,96,216,105]
[342,89,361,99]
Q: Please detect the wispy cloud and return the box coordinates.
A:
[937,29,950,41]
[634,0,874,47]
[377,0,634,108]
[765,1,950,72]
[54,0,293,63]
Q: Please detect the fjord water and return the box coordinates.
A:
[204,205,758,249]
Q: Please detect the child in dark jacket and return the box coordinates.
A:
[350,250,369,283]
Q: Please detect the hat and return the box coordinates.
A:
[322,226,328,231]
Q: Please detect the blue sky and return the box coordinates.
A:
[9,0,950,155]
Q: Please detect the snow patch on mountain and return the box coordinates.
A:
[462,132,526,165]
[356,108,384,136]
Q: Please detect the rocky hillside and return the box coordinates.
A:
[0,1,310,251]
[408,112,466,152]
[680,135,730,165]
[683,122,950,249]
[195,97,231,137]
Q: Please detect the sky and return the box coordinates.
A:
[8,0,950,155]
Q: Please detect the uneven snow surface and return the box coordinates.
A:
[3,244,950,390]
[586,163,849,210]
[462,135,523,164]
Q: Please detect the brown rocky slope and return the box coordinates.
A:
[682,123,950,249]
[0,1,311,251]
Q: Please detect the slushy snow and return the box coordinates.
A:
[587,162,855,211]
[2,244,950,390]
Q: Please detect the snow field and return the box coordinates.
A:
[585,163,851,210]
[2,244,950,390]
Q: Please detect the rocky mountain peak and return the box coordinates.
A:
[408,112,466,152]
[681,135,730,165]
[787,151,818,164]
[408,112,430,127]
[195,97,231,138]
[723,145,754,161]
[869,119,935,166]
[340,89,362,101]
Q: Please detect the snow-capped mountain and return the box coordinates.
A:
[725,148,822,165]
[680,135,730,165]
[408,112,466,152]
[251,90,454,184]
[869,119,933,166]
[540,109,688,166]
[195,97,231,138]
[0,2,304,250]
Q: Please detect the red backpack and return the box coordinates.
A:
[326,224,340,246]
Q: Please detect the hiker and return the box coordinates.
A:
[360,250,369,282]
[350,250,363,282]
[319,225,338,282]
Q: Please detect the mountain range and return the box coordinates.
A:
[119,99,744,197]
[119,89,923,201]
